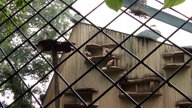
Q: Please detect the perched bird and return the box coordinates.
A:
[104,48,112,57]
[84,51,91,56]
[105,47,114,68]
[120,76,128,83]
[130,6,148,18]
[106,59,114,68]
[119,72,128,83]
[130,0,148,18]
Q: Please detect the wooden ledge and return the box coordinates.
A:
[176,101,192,108]
[177,101,192,106]
[119,92,162,98]
[65,88,98,95]
[162,51,184,57]
[64,103,98,108]
[119,77,161,85]
[102,66,125,73]
[85,43,102,50]
[163,63,190,69]
[85,55,119,63]
[102,43,117,48]
[36,39,75,52]
[74,88,98,93]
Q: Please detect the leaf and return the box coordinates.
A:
[14,0,26,14]
[104,0,123,11]
[164,0,186,8]
[14,0,25,8]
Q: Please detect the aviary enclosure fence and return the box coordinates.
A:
[1,0,192,108]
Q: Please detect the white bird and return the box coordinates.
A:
[106,59,114,68]
[84,51,91,56]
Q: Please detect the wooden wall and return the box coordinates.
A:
[43,22,192,108]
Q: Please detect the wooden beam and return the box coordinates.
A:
[123,0,192,33]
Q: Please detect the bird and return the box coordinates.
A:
[129,0,148,18]
[106,59,114,68]
[104,47,114,68]
[84,51,91,56]
[119,72,128,83]
[130,6,148,18]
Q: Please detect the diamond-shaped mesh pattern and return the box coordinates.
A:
[1,0,192,108]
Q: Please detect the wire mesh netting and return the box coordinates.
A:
[1,0,192,108]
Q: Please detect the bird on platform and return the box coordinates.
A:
[106,59,114,69]
[104,47,118,68]
[84,51,92,56]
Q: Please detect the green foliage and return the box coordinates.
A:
[104,0,122,11]
[7,76,33,108]
[0,0,28,36]
[0,0,72,107]
[164,0,186,8]
[104,0,187,11]
[14,0,25,8]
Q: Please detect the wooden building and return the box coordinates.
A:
[42,22,192,108]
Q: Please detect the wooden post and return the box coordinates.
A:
[52,48,60,108]
[36,39,74,108]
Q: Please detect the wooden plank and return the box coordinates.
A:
[176,101,192,107]
[64,103,98,108]
[65,88,98,95]
[102,43,117,48]
[85,43,102,50]
[119,92,162,98]
[85,55,119,63]
[163,63,190,69]
[101,66,125,73]
[119,77,161,85]
[162,51,184,57]
[123,0,192,33]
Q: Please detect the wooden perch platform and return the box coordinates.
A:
[85,43,118,50]
[119,77,161,98]
[85,43,102,50]
[36,39,75,52]
[86,55,119,63]
[162,51,184,57]
[176,101,192,107]
[101,66,125,73]
[163,63,190,69]
[119,92,162,98]
[65,88,98,95]
[64,103,98,108]
[102,43,117,48]
[119,77,161,85]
